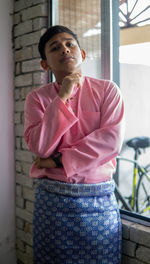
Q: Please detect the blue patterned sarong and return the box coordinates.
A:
[33,179,122,264]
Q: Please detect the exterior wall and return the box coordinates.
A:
[13,1,150,264]
[0,0,16,263]
[13,0,48,263]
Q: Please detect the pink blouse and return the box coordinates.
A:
[24,76,124,183]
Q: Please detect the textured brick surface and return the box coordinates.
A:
[122,255,143,264]
[20,30,44,47]
[15,74,32,87]
[22,58,41,72]
[136,245,150,263]
[122,218,150,264]
[22,4,47,21]
[122,239,136,257]
[16,173,33,188]
[16,207,33,223]
[130,223,150,248]
[14,20,32,37]
[122,219,131,239]
[14,1,48,263]
[15,47,32,61]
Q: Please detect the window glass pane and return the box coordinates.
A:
[52,0,101,78]
[118,0,150,217]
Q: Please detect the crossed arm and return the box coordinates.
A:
[34,153,62,169]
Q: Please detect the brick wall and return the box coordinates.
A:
[13,1,150,264]
[122,219,150,264]
[13,0,48,263]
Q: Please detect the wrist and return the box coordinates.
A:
[58,91,69,104]
[59,94,67,103]
[52,153,63,168]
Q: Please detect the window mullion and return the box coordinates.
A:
[101,0,112,80]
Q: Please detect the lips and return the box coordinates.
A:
[60,56,74,63]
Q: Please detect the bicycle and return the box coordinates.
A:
[115,136,150,216]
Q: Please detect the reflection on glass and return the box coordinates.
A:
[53,0,101,79]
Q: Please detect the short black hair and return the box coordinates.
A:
[38,25,80,60]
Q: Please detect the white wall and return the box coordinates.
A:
[0,0,16,263]
[120,63,150,140]
[82,57,101,79]
[119,63,150,195]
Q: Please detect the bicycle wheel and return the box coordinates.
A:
[136,165,150,215]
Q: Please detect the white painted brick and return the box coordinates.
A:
[15,47,32,61]
[17,239,25,252]
[14,0,48,262]
[15,0,35,12]
[16,207,33,223]
[16,184,23,197]
[15,74,32,87]
[33,17,47,30]
[32,44,39,58]
[26,201,34,213]
[32,45,40,58]
[32,0,47,4]
[22,58,41,72]
[15,36,22,49]
[15,124,24,136]
[23,187,34,202]
[14,112,21,124]
[16,137,21,149]
[22,4,47,21]
[22,138,28,150]
[26,245,33,259]
[16,217,24,230]
[16,229,33,246]
[21,112,25,124]
[21,87,32,100]
[16,161,22,172]
[24,222,33,235]
[15,89,20,101]
[22,162,32,176]
[16,150,34,162]
[15,100,25,112]
[16,197,25,209]
[16,173,33,188]
[14,20,32,37]
[17,250,33,264]
[20,30,44,47]
[16,250,28,264]
[16,62,21,75]
[14,13,21,25]
[15,0,47,12]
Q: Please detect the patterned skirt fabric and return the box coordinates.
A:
[33,179,122,264]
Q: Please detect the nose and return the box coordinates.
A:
[61,45,70,55]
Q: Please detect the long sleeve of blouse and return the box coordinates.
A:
[24,76,124,183]
[24,92,78,157]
